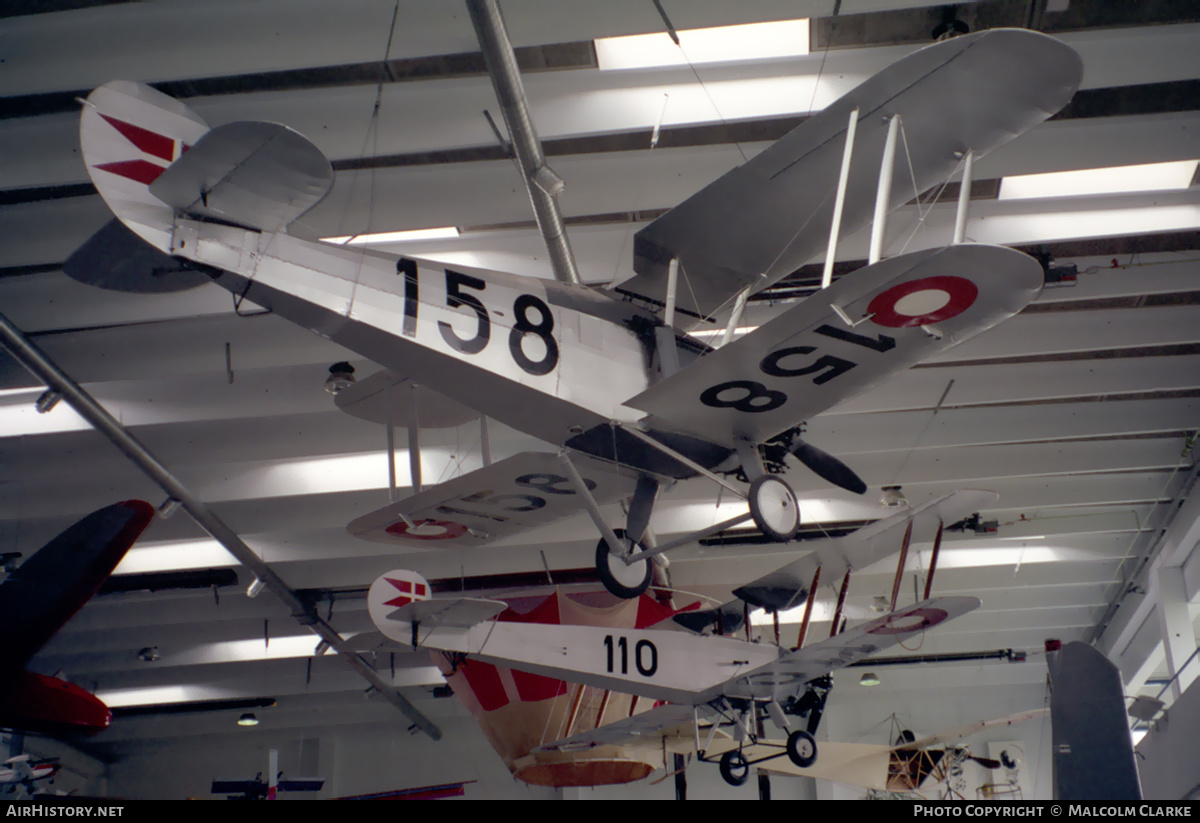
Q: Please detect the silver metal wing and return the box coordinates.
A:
[620,29,1082,317]
[629,244,1042,445]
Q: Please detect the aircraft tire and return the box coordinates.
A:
[595,529,652,599]
[748,475,800,541]
[719,749,750,786]
[786,729,818,768]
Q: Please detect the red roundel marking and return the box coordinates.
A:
[867,276,978,328]
[385,518,467,540]
[867,607,949,635]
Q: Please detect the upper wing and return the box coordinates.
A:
[347,451,638,547]
[620,29,1081,317]
[898,709,1049,752]
[628,244,1041,446]
[733,489,998,612]
[721,596,980,702]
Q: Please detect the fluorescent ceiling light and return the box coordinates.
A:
[322,226,460,245]
[0,389,92,436]
[116,538,239,574]
[998,159,1199,201]
[96,685,238,708]
[596,19,809,71]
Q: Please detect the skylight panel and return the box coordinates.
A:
[998,159,1199,200]
[596,19,809,71]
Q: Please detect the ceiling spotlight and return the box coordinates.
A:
[136,647,159,662]
[237,712,259,727]
[324,362,356,395]
[880,485,907,508]
[34,390,62,414]
[246,577,265,598]
[859,672,881,686]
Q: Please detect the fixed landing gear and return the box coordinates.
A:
[748,474,800,541]
[786,729,818,768]
[595,529,652,599]
[719,749,750,786]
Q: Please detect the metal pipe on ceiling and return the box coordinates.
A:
[467,0,583,286]
[0,311,442,741]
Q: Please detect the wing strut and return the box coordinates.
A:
[868,114,903,265]
[821,107,860,289]
[952,151,975,244]
[795,566,820,650]
[0,312,443,741]
[888,519,915,612]
[922,520,945,600]
[655,258,682,376]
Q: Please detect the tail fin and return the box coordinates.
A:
[80,81,210,252]
[368,570,505,647]
[82,80,334,250]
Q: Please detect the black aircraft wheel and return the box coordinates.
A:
[786,729,818,768]
[719,749,750,786]
[748,475,800,542]
[595,529,651,599]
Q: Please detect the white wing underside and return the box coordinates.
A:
[621,28,1082,317]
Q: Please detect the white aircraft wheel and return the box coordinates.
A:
[719,749,750,786]
[786,729,818,768]
[595,529,652,599]
[748,475,800,541]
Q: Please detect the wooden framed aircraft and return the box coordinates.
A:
[360,487,995,784]
[71,28,1081,599]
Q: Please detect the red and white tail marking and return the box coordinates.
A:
[92,113,190,185]
[368,570,433,625]
[79,81,209,250]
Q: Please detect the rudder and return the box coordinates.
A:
[80,81,210,253]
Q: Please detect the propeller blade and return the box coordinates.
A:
[969,755,1004,770]
[791,440,867,495]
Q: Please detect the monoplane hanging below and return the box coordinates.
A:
[359,487,993,785]
[72,29,1081,597]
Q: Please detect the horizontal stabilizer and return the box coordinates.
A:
[367,569,505,647]
[64,219,210,293]
[382,597,507,632]
[335,369,478,429]
[149,120,333,232]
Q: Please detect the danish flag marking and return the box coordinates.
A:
[383,577,429,608]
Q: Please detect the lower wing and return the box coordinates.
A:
[347,451,638,547]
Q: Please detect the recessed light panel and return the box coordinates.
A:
[596,20,809,71]
[999,159,1198,201]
